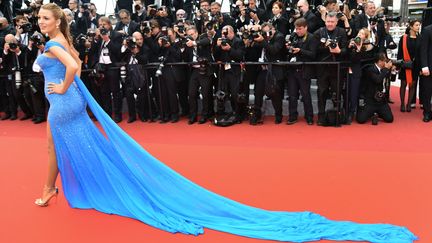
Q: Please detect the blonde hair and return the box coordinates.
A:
[358,28,371,40]
[41,3,73,45]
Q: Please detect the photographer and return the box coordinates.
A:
[155,28,183,123]
[352,1,384,46]
[120,31,150,123]
[115,9,140,37]
[0,17,15,40]
[251,22,286,125]
[14,15,33,47]
[63,8,79,39]
[193,0,211,34]
[182,26,213,124]
[92,17,123,123]
[27,32,46,124]
[296,0,322,33]
[2,34,33,121]
[131,2,146,23]
[314,11,348,125]
[356,52,394,124]
[346,28,377,124]
[82,3,101,30]
[213,25,245,120]
[420,23,432,122]
[154,6,172,28]
[286,18,317,125]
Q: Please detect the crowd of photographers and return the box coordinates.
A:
[0,0,431,127]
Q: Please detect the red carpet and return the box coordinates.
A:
[0,99,431,243]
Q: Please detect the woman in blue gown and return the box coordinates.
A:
[33,3,418,243]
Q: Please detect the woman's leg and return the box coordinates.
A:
[407,78,419,112]
[400,79,407,112]
[36,123,59,203]
[45,122,59,188]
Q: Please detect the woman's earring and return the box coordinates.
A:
[56,25,59,29]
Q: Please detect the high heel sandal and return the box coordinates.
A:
[35,186,59,207]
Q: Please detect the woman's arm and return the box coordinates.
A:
[70,45,82,78]
[46,46,78,94]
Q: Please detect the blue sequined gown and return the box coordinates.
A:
[35,40,418,243]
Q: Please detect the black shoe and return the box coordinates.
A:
[20,114,32,121]
[423,114,431,122]
[406,104,411,112]
[127,117,137,123]
[31,117,37,122]
[306,117,314,125]
[249,115,258,125]
[317,116,325,126]
[198,116,208,124]
[346,113,353,125]
[114,116,122,123]
[274,115,282,124]
[287,116,298,125]
[371,113,378,125]
[400,104,406,112]
[171,114,179,123]
[188,115,197,125]
[33,117,46,124]
[159,117,169,124]
[1,114,11,120]
[10,114,17,120]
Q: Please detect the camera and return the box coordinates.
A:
[20,22,33,33]
[159,35,170,47]
[230,4,240,17]
[221,30,228,46]
[87,29,96,38]
[9,42,18,50]
[262,30,273,41]
[286,34,300,53]
[320,37,338,49]
[370,13,401,25]
[285,6,300,17]
[336,11,344,19]
[148,4,157,16]
[241,27,260,41]
[29,32,44,47]
[245,8,256,15]
[100,28,109,35]
[16,8,34,15]
[125,36,137,49]
[141,21,152,34]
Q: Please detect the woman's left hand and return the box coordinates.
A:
[47,81,65,95]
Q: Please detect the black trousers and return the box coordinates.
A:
[316,65,340,117]
[188,68,211,117]
[177,74,189,116]
[349,64,362,114]
[356,100,393,123]
[29,76,46,119]
[0,77,9,114]
[288,70,313,119]
[159,67,179,118]
[421,75,432,116]
[218,70,240,114]
[6,77,33,116]
[100,64,122,118]
[254,70,284,117]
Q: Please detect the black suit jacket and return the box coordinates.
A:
[114,21,140,36]
[2,44,29,74]
[213,36,245,73]
[303,10,322,34]
[362,64,390,102]
[420,25,432,72]
[92,30,123,65]
[255,32,287,80]
[288,32,319,80]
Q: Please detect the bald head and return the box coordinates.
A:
[5,34,17,43]
[297,0,310,14]
[132,31,143,46]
